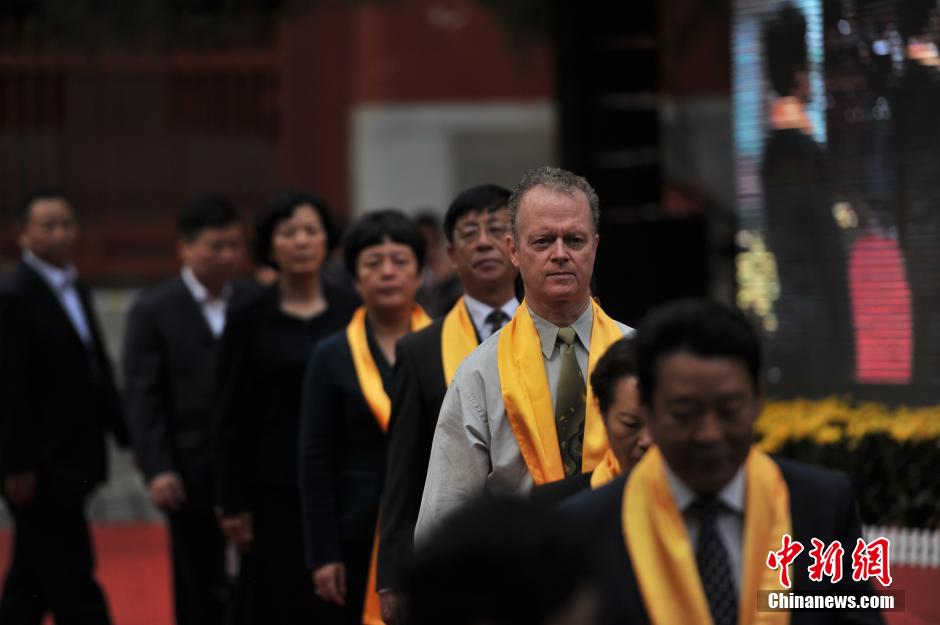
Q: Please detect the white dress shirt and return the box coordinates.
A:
[462,294,519,341]
[664,463,746,592]
[23,250,92,345]
[181,267,231,338]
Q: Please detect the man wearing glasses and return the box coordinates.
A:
[377,184,518,623]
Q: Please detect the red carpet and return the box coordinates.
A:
[0,523,172,625]
[1,523,935,624]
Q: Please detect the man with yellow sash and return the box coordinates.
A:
[531,336,652,504]
[376,184,519,624]
[564,299,884,625]
[415,166,632,540]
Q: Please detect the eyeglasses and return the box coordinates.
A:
[454,222,510,244]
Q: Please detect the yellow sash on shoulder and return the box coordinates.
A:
[497,299,624,485]
[440,296,480,384]
[346,304,431,625]
[589,448,622,489]
[346,305,432,432]
[623,447,791,625]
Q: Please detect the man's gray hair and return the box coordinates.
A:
[508,166,600,236]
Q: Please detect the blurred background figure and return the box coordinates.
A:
[214,191,359,625]
[405,497,599,625]
[122,195,255,625]
[0,189,128,625]
[300,209,427,625]
[760,2,854,396]
[414,211,462,317]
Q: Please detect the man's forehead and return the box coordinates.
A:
[520,183,588,206]
[455,206,508,225]
[653,352,756,394]
[28,198,73,221]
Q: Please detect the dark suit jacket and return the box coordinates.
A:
[300,328,392,570]
[122,276,257,506]
[376,318,449,590]
[563,457,884,625]
[0,262,128,501]
[529,470,593,508]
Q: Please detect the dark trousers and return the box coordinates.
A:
[0,494,111,625]
[167,504,227,625]
[234,489,336,625]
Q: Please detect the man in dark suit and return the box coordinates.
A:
[564,299,884,625]
[376,184,519,623]
[0,189,129,625]
[123,195,254,625]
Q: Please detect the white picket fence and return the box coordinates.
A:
[863,526,940,568]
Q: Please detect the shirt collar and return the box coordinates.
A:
[664,459,747,516]
[528,300,593,359]
[23,249,78,292]
[181,266,231,305]
[463,293,519,335]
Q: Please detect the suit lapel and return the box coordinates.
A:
[176,278,216,346]
[20,263,92,355]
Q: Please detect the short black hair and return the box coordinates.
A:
[635,298,763,404]
[442,184,511,243]
[178,195,239,242]
[405,497,596,625]
[343,209,426,275]
[590,337,638,417]
[17,187,71,221]
[763,3,808,97]
[253,190,338,268]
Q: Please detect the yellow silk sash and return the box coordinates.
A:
[440,297,480,384]
[346,304,431,625]
[346,305,432,432]
[623,447,791,625]
[589,448,622,489]
[497,299,624,485]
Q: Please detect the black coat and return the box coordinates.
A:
[0,262,128,500]
[299,326,394,570]
[122,276,257,505]
[562,457,885,625]
[376,318,451,590]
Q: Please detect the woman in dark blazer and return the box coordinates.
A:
[215,191,359,624]
[300,210,429,625]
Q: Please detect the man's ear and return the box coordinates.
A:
[508,234,520,268]
[445,242,457,268]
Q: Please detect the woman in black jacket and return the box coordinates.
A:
[215,191,359,624]
[300,209,428,625]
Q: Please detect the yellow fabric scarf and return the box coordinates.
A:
[346,305,432,431]
[440,296,480,384]
[622,447,791,625]
[589,448,622,489]
[346,304,431,625]
[497,299,624,485]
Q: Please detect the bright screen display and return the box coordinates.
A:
[734,0,940,403]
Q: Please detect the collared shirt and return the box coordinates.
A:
[462,294,519,341]
[664,462,746,592]
[181,266,231,338]
[23,249,92,345]
[415,299,632,542]
[529,303,592,409]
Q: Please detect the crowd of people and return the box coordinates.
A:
[0,167,884,625]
